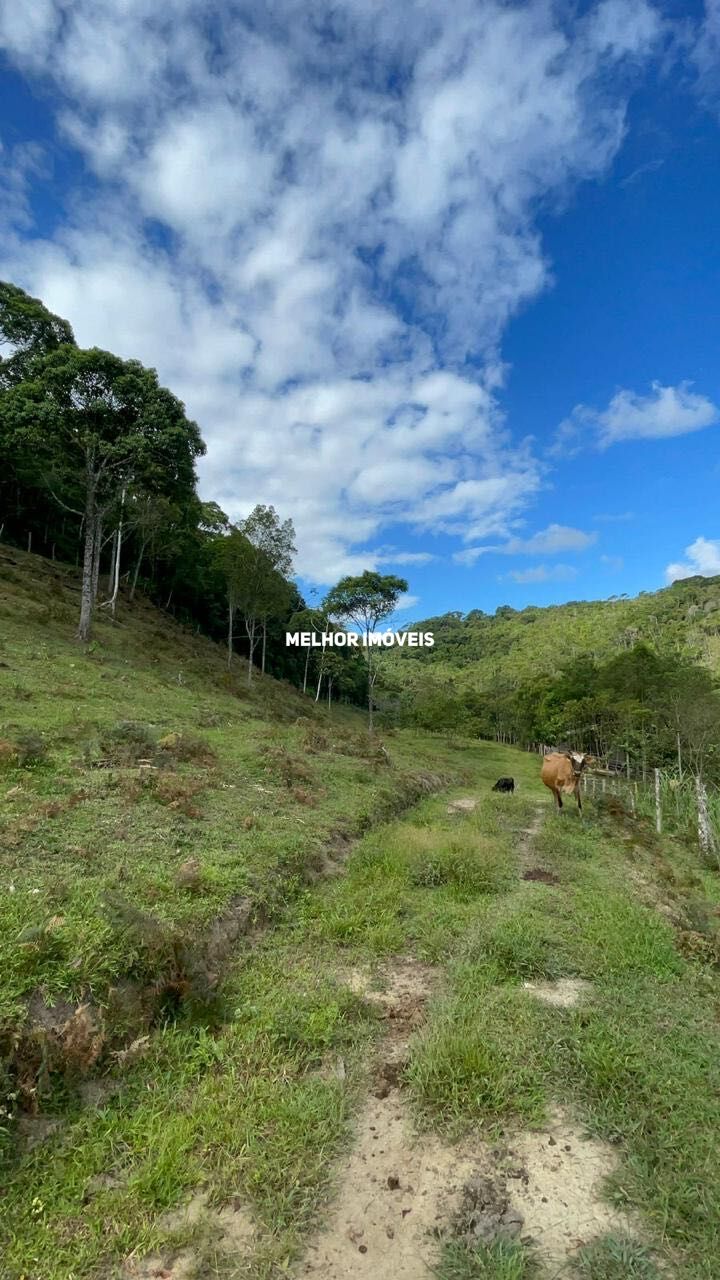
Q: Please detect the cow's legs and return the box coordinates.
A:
[575,785,582,813]
[555,789,563,810]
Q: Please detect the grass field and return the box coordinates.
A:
[1,551,719,1280]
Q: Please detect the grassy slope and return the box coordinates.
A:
[0,548,463,1033]
[1,550,720,1280]
[389,572,720,698]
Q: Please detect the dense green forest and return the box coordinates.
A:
[383,583,720,782]
[0,281,373,704]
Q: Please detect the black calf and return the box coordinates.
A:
[492,777,515,793]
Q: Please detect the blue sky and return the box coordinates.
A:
[1,1,719,621]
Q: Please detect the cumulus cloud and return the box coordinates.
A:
[558,381,719,451]
[0,0,663,580]
[666,536,720,582]
[506,564,579,584]
[454,523,596,564]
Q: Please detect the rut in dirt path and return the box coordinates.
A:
[516,804,547,879]
[300,959,476,1280]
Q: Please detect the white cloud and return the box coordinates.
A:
[559,382,719,450]
[0,0,663,581]
[666,537,720,582]
[600,553,625,571]
[454,523,596,564]
[505,564,579,584]
[377,550,438,566]
[393,593,420,613]
[693,0,720,115]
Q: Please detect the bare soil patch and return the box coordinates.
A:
[522,978,592,1008]
[504,1106,636,1268]
[522,867,560,885]
[302,959,480,1279]
[122,1191,255,1279]
[446,797,478,814]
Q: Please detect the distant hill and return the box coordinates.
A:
[393,574,720,692]
[380,575,720,772]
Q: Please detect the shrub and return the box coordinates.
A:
[264,746,314,789]
[157,731,216,766]
[13,729,47,766]
[100,720,157,764]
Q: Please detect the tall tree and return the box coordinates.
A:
[0,281,75,389]
[239,505,297,679]
[0,345,204,641]
[324,571,407,731]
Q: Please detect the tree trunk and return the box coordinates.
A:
[247,617,256,685]
[227,602,234,669]
[91,516,103,611]
[107,530,118,594]
[303,647,310,695]
[261,619,267,676]
[77,487,98,643]
[104,490,125,618]
[130,538,147,602]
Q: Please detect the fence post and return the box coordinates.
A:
[654,768,662,835]
[696,776,716,861]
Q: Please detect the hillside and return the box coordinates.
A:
[383,576,720,777]
[1,550,720,1280]
[400,574,720,687]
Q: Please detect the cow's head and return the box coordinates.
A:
[566,750,591,775]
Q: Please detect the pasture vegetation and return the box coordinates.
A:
[1,552,720,1280]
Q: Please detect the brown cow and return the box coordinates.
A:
[541,750,591,812]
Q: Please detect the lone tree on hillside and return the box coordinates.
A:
[0,344,205,641]
[324,571,408,731]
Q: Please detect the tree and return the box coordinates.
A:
[0,281,75,389]
[0,345,204,641]
[324,571,408,731]
[288,606,326,694]
[238,505,297,679]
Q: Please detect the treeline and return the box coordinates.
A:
[0,281,378,704]
[393,642,720,783]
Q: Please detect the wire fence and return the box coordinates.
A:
[531,744,720,866]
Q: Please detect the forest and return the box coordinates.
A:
[0,280,387,710]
